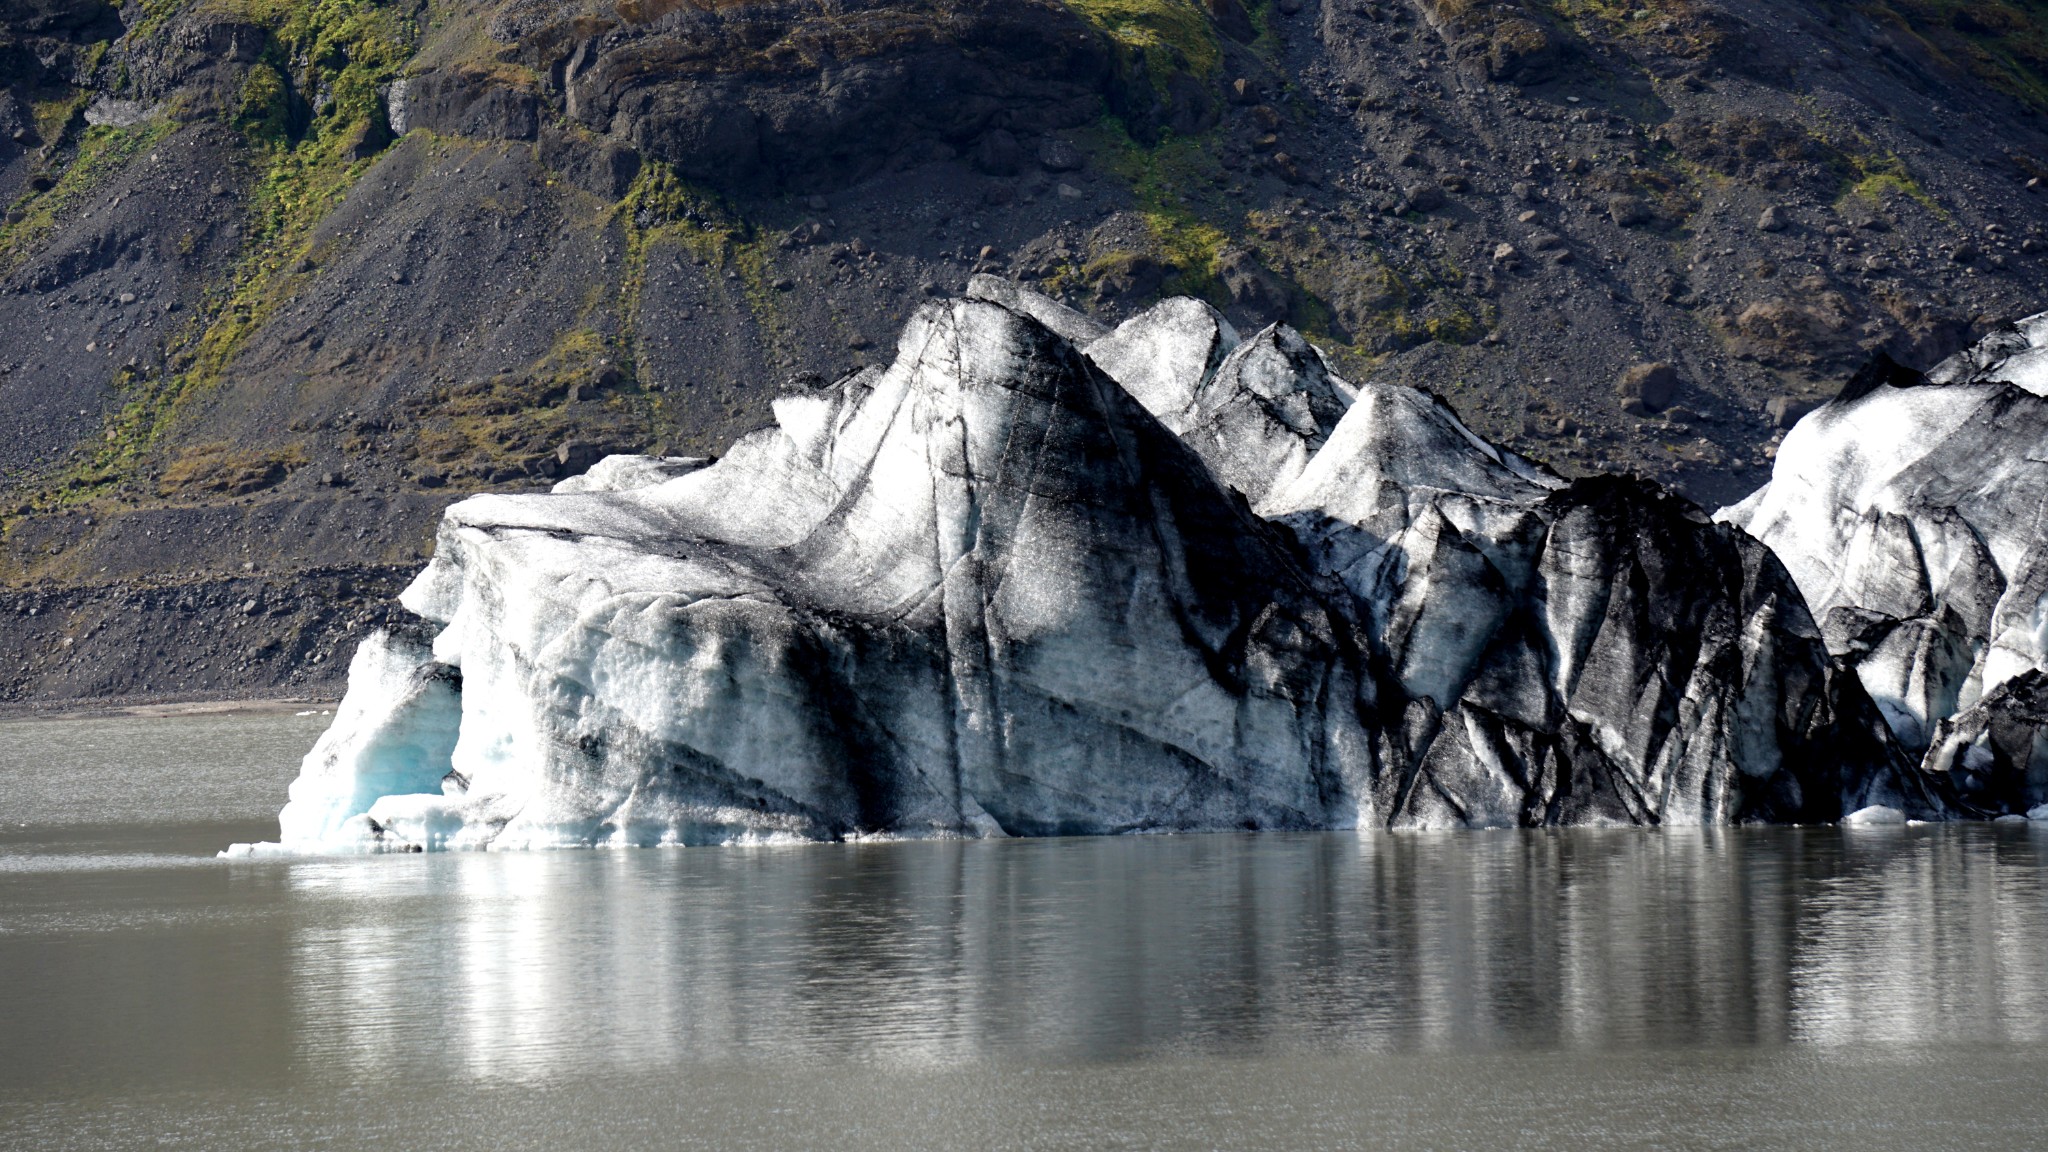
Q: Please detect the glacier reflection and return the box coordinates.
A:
[284,827,2048,1081]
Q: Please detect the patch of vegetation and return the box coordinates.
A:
[1859,0,2048,113]
[1845,168,1939,212]
[27,0,416,511]
[410,327,646,481]
[0,120,175,275]
[1405,307,1485,345]
[1063,0,1224,87]
[1527,0,1737,62]
[29,88,88,148]
[1243,0,1284,61]
[1090,122,1232,298]
[1087,119,1483,355]
[235,57,295,144]
[619,158,788,363]
[1660,113,1849,182]
[159,442,306,495]
[1841,152,1944,215]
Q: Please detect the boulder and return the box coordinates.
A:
[973,128,1025,175]
[395,71,540,141]
[1764,394,1819,429]
[1404,183,1445,212]
[556,0,1112,192]
[1038,138,1084,172]
[1615,361,1680,413]
[1217,246,1287,315]
[1609,195,1651,227]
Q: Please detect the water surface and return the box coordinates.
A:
[4,712,2048,1149]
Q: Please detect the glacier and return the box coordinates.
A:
[1718,313,2048,818]
[235,281,1971,854]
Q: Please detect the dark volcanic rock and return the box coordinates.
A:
[1615,361,1681,414]
[0,565,415,706]
[396,71,541,141]
[0,124,253,474]
[552,0,1113,193]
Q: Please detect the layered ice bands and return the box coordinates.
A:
[1719,313,2048,818]
[240,285,1959,854]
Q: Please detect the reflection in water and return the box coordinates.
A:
[283,827,2048,1082]
[12,716,2048,1150]
[1794,829,2048,1045]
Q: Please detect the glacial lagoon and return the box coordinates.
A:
[5,711,2048,1150]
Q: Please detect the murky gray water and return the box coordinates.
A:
[4,713,2048,1150]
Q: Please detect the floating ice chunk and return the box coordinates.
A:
[253,285,1977,851]
[1844,805,1908,826]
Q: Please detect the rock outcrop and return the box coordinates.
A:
[1718,315,2048,816]
[242,284,1938,853]
[536,0,1115,192]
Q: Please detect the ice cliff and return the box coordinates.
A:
[1719,315,2048,818]
[241,282,1950,853]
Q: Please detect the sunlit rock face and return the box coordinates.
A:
[1719,314,2048,816]
[247,284,1937,853]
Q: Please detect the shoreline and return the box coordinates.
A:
[0,692,341,723]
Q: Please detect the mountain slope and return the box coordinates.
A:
[6,0,2048,703]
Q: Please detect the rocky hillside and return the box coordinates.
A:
[5,0,2048,704]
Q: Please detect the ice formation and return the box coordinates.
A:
[237,283,1959,853]
[1719,313,2048,816]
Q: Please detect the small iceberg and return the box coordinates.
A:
[235,284,2021,853]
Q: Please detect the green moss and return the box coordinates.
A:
[1858,0,2048,114]
[159,441,306,496]
[20,0,415,512]
[1527,0,1742,63]
[408,327,646,480]
[1841,155,1943,215]
[617,159,788,354]
[1244,0,1283,61]
[274,0,417,126]
[1091,124,1232,298]
[610,159,800,443]
[29,89,87,147]
[1539,0,1681,35]
[1420,308,1483,344]
[1063,0,1223,87]
[235,61,294,144]
[0,120,175,276]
